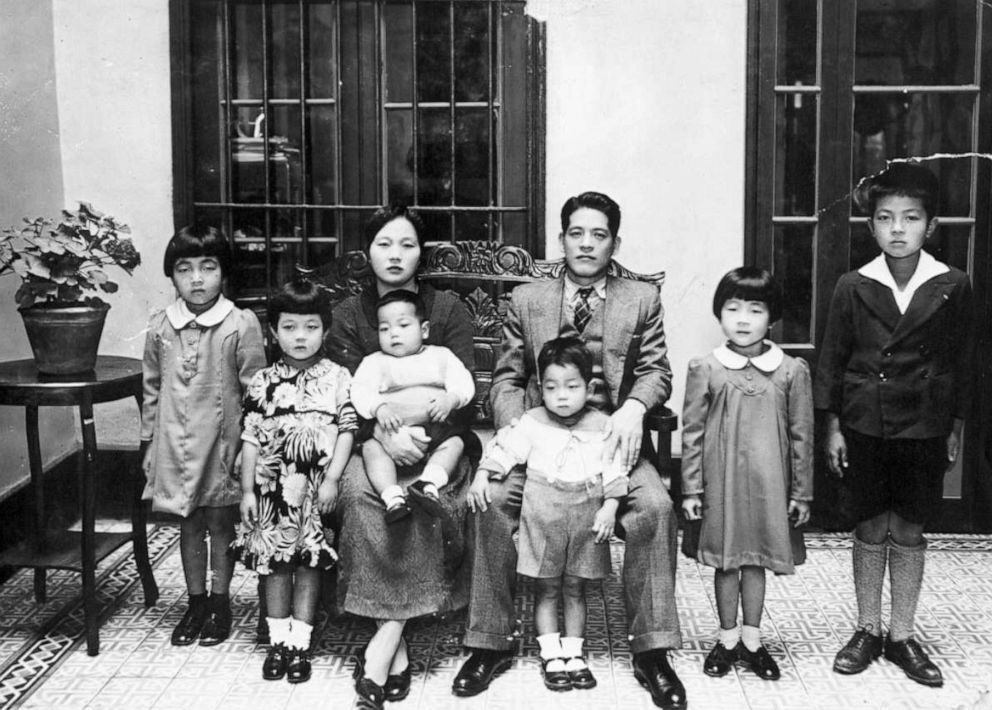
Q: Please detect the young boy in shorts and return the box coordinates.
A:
[814,162,973,687]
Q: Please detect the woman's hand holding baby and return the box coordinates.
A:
[374,403,404,433]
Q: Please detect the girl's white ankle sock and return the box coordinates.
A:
[267,616,291,646]
[537,632,565,670]
[381,484,404,507]
[742,624,762,652]
[420,464,449,489]
[561,637,586,670]
[288,617,313,651]
[719,625,740,649]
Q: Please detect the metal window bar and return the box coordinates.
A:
[486,0,494,241]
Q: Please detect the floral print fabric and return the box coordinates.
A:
[233,358,357,574]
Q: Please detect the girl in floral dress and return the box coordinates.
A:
[234,279,357,684]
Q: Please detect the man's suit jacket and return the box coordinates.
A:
[814,267,973,439]
[490,275,672,429]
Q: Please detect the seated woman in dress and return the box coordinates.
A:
[327,204,478,709]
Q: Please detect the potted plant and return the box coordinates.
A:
[0,202,141,374]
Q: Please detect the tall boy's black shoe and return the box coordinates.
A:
[451,649,514,696]
[632,650,687,709]
[833,628,883,675]
[170,595,208,646]
[883,636,943,687]
[198,593,232,646]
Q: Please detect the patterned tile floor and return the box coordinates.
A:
[1,527,991,710]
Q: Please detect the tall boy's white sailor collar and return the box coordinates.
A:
[563,274,607,300]
[858,251,949,313]
[165,294,234,329]
[713,341,784,372]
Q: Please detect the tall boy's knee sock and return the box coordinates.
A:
[888,538,926,642]
[852,535,887,635]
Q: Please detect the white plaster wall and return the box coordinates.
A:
[52,0,175,451]
[537,0,748,452]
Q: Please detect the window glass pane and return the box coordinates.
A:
[191,2,222,202]
[308,240,338,270]
[855,0,976,85]
[308,3,336,98]
[777,0,818,86]
[418,109,452,205]
[852,93,973,216]
[308,106,337,204]
[419,211,452,244]
[269,2,301,99]
[773,224,814,343]
[231,2,263,100]
[927,224,971,273]
[384,2,413,103]
[307,211,338,241]
[454,211,490,242]
[416,2,451,103]
[341,209,370,253]
[500,211,526,247]
[848,219,880,270]
[454,3,489,102]
[386,109,414,203]
[775,94,817,216]
[455,109,490,206]
[268,106,303,204]
[232,106,266,203]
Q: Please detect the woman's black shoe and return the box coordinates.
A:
[540,658,572,692]
[356,675,386,709]
[385,664,412,701]
[703,642,738,677]
[737,644,780,680]
[262,644,288,680]
[564,658,597,689]
[286,647,312,684]
[170,597,208,646]
[198,594,231,647]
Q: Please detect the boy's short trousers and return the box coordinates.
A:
[842,428,948,525]
[517,472,611,580]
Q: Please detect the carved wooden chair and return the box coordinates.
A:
[307,241,679,491]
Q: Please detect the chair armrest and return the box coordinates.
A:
[642,406,678,495]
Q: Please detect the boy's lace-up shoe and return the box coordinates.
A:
[833,628,883,674]
[884,636,943,687]
[170,599,208,646]
[703,642,738,677]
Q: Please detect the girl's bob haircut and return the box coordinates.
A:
[712,266,783,323]
[267,278,333,330]
[163,225,232,278]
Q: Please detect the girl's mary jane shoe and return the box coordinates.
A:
[262,644,288,681]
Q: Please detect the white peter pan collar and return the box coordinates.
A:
[713,341,784,372]
[166,294,234,329]
[858,251,949,314]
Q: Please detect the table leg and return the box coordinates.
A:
[25,406,46,604]
[78,394,99,656]
[131,393,158,607]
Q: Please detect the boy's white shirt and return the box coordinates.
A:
[712,341,784,372]
[165,294,234,329]
[857,251,949,314]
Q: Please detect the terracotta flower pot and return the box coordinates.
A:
[19,303,111,375]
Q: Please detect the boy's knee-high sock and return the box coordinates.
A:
[852,535,887,635]
[888,538,927,642]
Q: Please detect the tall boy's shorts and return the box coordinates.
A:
[843,428,948,525]
[517,472,611,580]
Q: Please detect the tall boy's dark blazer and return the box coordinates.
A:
[490,275,672,428]
[814,267,973,439]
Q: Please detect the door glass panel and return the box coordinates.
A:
[416,2,451,103]
[454,3,489,102]
[307,106,336,204]
[269,2,301,99]
[777,0,818,86]
[773,224,814,343]
[852,93,973,216]
[308,3,336,99]
[855,0,977,86]
[383,2,413,103]
[417,109,452,205]
[386,109,414,203]
[455,109,490,206]
[231,3,263,100]
[775,93,818,216]
[926,224,972,273]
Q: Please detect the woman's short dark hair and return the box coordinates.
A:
[163,225,232,278]
[267,278,333,329]
[559,191,621,237]
[376,289,426,322]
[712,267,782,323]
[537,336,593,383]
[363,204,426,251]
[857,161,940,220]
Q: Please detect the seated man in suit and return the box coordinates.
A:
[453,191,685,709]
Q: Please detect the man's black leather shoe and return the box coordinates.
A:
[451,649,514,697]
[632,650,687,709]
[833,629,883,675]
[884,636,943,687]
